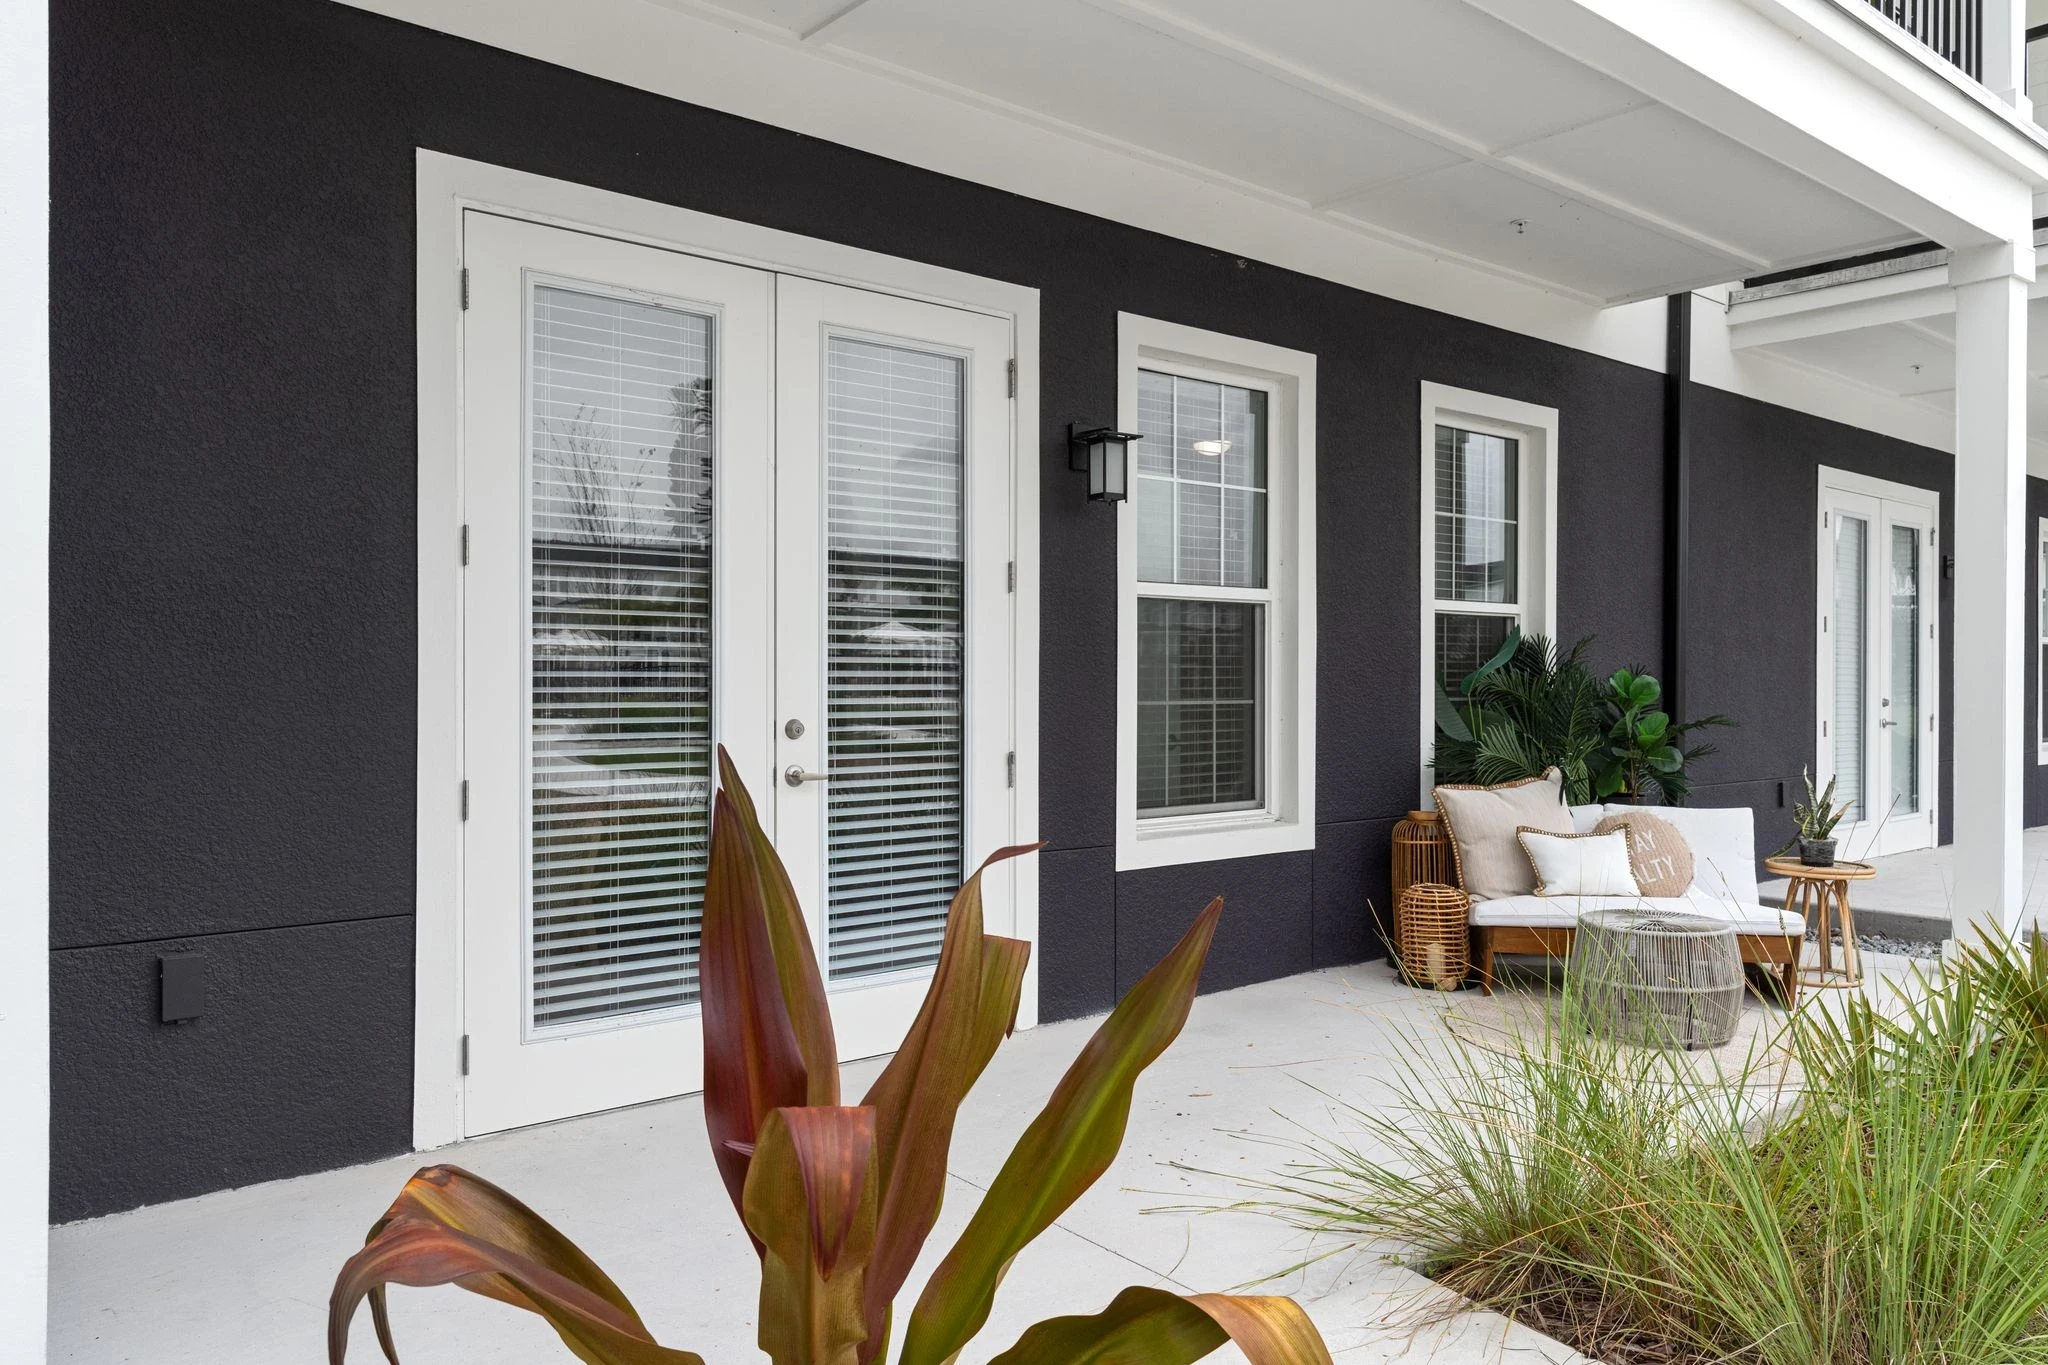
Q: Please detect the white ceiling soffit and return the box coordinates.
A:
[1752,299,2048,454]
[656,0,1921,304]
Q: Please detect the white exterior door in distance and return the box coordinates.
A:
[1815,472,1939,860]
[459,212,1016,1136]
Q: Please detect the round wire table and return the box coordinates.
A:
[1568,909,1745,1050]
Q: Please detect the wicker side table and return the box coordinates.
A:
[1396,882,1470,990]
[1568,909,1744,1049]
[1763,855,1875,989]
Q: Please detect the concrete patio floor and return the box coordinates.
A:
[49,954,1920,1365]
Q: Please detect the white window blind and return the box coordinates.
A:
[1134,369,1268,816]
[1431,423,1520,697]
[1832,512,1868,821]
[528,284,715,1031]
[824,336,966,981]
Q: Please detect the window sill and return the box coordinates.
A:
[1116,811,1314,871]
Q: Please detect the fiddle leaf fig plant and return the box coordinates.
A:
[1593,667,1731,805]
[328,748,1335,1365]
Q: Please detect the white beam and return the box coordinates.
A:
[0,0,48,1356]
[1949,239,2034,948]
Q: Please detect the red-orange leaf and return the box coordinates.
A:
[328,1168,702,1365]
[899,899,1224,1365]
[744,1107,879,1365]
[702,781,813,1234]
[716,747,837,1105]
[985,1285,1334,1365]
[854,845,1038,1363]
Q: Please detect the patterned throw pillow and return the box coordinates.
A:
[1593,810,1694,897]
[1432,769,1574,901]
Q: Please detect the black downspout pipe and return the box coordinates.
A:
[1664,292,1691,727]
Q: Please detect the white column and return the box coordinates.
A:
[1949,239,2034,948]
[0,0,49,1356]
[1983,0,2033,119]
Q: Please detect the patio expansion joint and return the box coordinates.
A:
[942,1166,1199,1293]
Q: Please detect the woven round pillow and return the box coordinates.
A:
[1592,810,1694,897]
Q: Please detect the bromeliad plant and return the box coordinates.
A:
[328,748,1334,1365]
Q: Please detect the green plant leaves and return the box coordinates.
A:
[853,843,1039,1364]
[985,1286,1334,1365]
[744,1107,879,1365]
[327,1164,702,1365]
[897,898,1224,1365]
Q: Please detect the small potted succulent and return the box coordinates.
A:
[1778,766,1850,866]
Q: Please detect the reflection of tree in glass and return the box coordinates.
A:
[541,375,714,548]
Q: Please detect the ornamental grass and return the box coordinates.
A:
[1246,936,2048,1365]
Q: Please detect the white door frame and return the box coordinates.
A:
[414,150,1041,1150]
[1813,465,1941,860]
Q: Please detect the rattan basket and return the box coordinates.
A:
[1392,809,1454,905]
[1396,882,1470,990]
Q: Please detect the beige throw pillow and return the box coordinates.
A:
[1433,769,1573,901]
[1592,810,1694,896]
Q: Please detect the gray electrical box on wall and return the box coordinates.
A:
[159,952,205,1024]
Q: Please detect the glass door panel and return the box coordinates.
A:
[528,285,715,1033]
[1887,523,1921,818]
[1830,510,1869,822]
[821,336,966,982]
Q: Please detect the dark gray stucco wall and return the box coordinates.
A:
[1682,384,1958,858]
[51,0,1953,1219]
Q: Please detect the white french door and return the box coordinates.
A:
[1816,473,1939,860]
[459,212,1014,1136]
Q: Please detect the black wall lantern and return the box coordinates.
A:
[1069,424,1141,503]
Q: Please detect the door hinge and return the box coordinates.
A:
[1823,614,1828,633]
[460,779,470,820]
[1823,510,1829,528]
[1005,751,1016,788]
[459,1034,470,1076]
[1006,560,1015,593]
[460,267,470,310]
[1823,720,1829,738]
[1006,358,1016,399]
[460,523,470,566]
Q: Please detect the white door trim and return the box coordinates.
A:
[414,150,1041,1150]
[1813,464,1941,859]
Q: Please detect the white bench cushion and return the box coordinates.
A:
[1606,803,1759,904]
[1469,890,1801,936]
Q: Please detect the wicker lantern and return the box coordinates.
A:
[1396,883,1470,990]
[1391,809,1453,905]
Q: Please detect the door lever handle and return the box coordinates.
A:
[784,765,830,787]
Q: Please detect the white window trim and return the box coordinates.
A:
[415,150,1041,1149]
[1115,314,1316,871]
[1418,382,1559,805]
[2036,515,2046,764]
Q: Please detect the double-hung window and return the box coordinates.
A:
[1117,316,1315,869]
[1419,384,1556,797]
